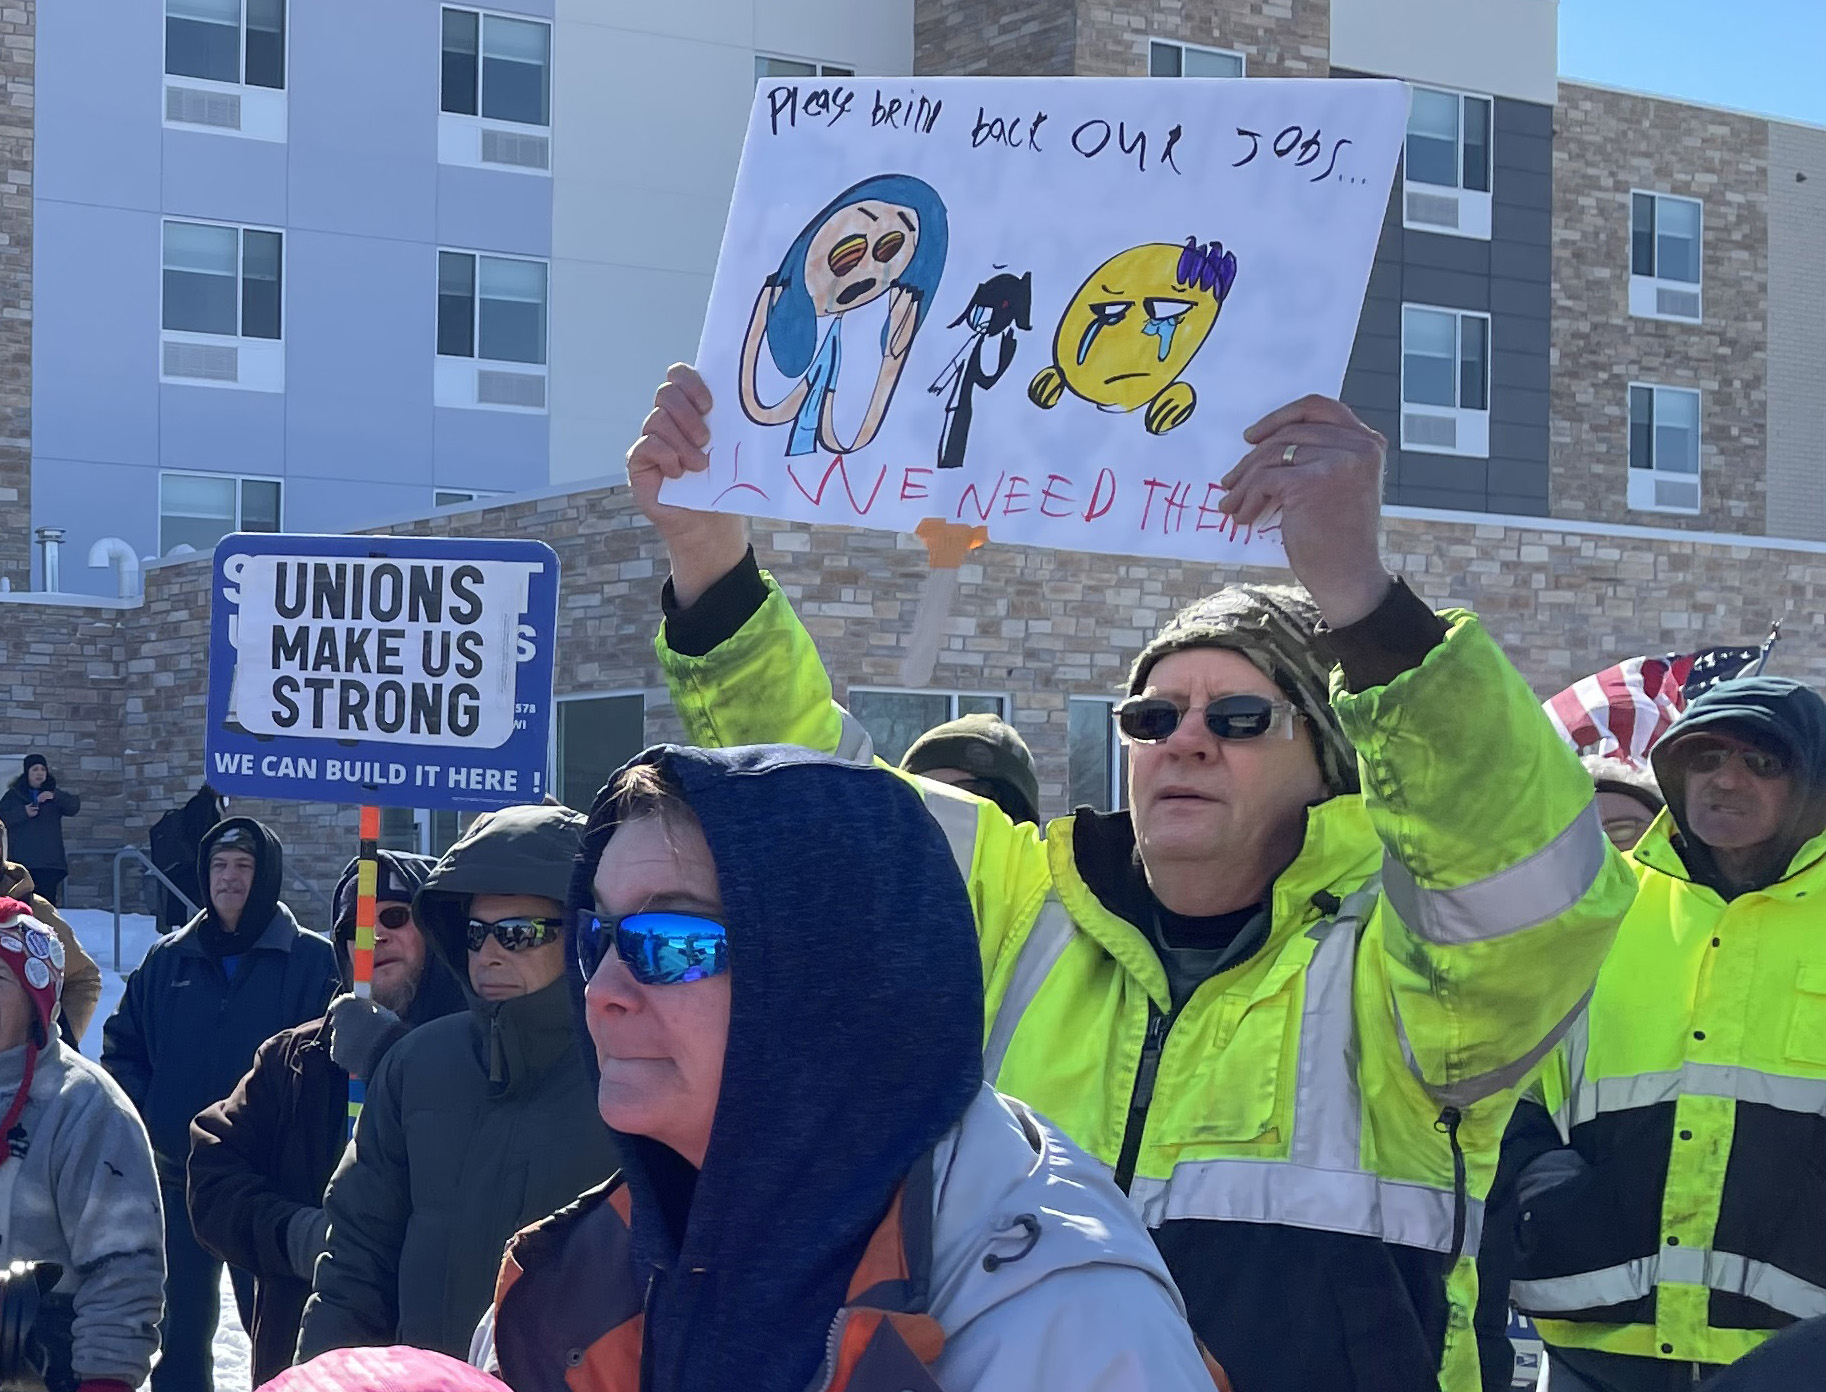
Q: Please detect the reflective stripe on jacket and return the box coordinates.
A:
[656,575,1634,1391]
[1517,815,1826,1367]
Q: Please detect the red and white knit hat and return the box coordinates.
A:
[0,898,63,1048]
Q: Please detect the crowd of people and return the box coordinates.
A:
[0,370,1821,1392]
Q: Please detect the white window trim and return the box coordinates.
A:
[163,0,288,141]
[438,6,553,175]
[754,54,857,79]
[846,687,1015,762]
[1399,302,1491,459]
[1628,189,1704,325]
[551,690,647,807]
[1147,37,1247,77]
[1401,83,1494,240]
[433,247,550,414]
[159,217,286,392]
[157,469,284,556]
[1625,381,1702,517]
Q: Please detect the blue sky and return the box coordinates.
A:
[1560,0,1826,126]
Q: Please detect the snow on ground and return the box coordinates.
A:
[66,909,254,1392]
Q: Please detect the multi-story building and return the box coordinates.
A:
[24,0,911,595]
[11,0,1826,895]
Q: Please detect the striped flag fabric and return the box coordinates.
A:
[1544,646,1764,767]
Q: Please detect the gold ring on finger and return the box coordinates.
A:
[1282,444,1299,465]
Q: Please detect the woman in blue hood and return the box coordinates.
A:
[480,743,1224,1392]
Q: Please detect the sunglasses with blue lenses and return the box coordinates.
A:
[575,910,730,986]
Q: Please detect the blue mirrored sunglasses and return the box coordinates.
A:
[575,910,730,986]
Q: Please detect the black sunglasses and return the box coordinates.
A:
[464,916,565,953]
[376,903,412,931]
[1114,693,1300,745]
[1682,744,1788,780]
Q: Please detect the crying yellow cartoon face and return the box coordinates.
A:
[1029,239,1238,435]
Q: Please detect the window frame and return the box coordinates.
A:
[1400,83,1494,240]
[164,0,288,91]
[1625,381,1702,517]
[1628,189,1705,324]
[434,247,550,368]
[1147,38,1246,79]
[157,469,284,556]
[754,54,856,81]
[160,216,286,343]
[845,687,1013,766]
[1398,302,1492,459]
[440,5,552,130]
[1069,696,1130,813]
[550,690,648,812]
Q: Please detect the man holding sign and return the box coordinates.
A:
[625,364,1634,1392]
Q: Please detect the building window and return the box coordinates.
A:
[755,56,855,81]
[1626,384,1701,515]
[1069,698,1129,812]
[438,8,552,173]
[162,221,281,340]
[437,252,546,365]
[380,807,464,858]
[435,251,549,411]
[848,690,1009,766]
[160,221,285,391]
[166,0,285,88]
[442,8,550,126]
[554,694,647,812]
[159,472,282,556]
[1402,85,1492,239]
[1399,304,1490,458]
[434,488,504,508]
[1629,192,1703,323]
[1148,39,1245,78]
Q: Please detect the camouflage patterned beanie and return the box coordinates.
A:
[1126,583,1360,796]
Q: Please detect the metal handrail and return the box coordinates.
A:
[110,847,197,974]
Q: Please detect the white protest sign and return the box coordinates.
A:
[228,554,540,749]
[670,76,1408,566]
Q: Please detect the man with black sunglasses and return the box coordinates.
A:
[624,364,1635,1392]
[298,804,618,1366]
[1511,677,1826,1390]
[188,849,463,1388]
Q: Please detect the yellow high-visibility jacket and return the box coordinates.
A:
[658,573,1634,1391]
[1519,813,1826,1367]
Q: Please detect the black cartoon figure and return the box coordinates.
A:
[928,270,1033,470]
[739,174,950,457]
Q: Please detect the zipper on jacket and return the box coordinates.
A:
[1435,1105,1467,1263]
[1113,1003,1170,1194]
[638,1269,659,1392]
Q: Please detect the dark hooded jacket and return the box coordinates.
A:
[526,745,984,1392]
[0,758,81,875]
[1648,675,1826,898]
[187,850,457,1388]
[100,817,339,1187]
[297,805,618,1364]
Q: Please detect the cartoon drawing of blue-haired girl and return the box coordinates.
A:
[738,174,949,456]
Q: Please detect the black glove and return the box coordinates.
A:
[284,1206,331,1282]
[325,993,408,1081]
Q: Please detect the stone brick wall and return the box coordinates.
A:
[1763,121,1826,543]
[0,0,31,590]
[1550,82,1769,533]
[19,486,1826,915]
[915,0,1077,75]
[1071,0,1328,77]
